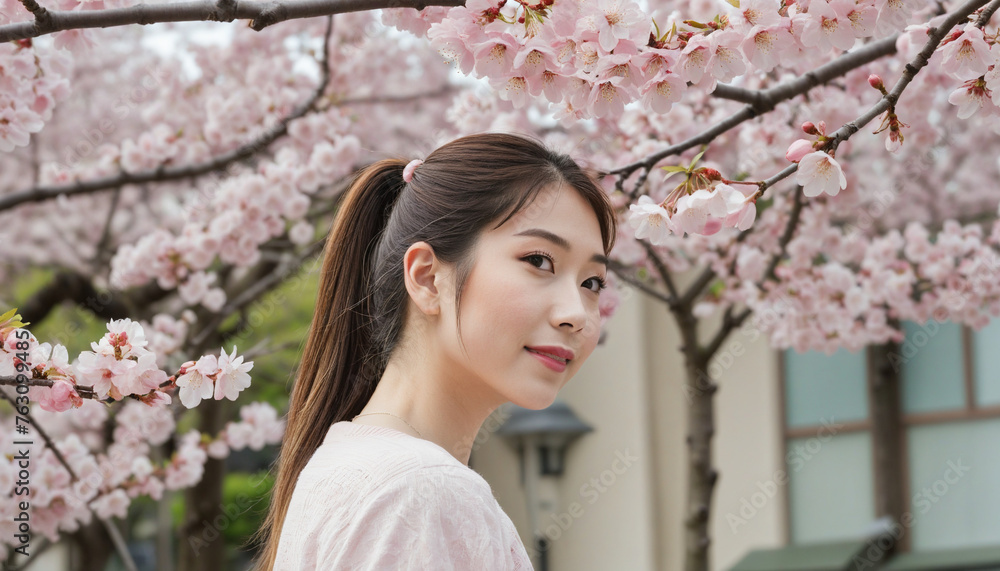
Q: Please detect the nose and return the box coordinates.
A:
[553,277,591,333]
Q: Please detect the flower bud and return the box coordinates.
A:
[700,167,722,181]
[868,74,887,93]
[785,139,814,163]
[801,122,819,135]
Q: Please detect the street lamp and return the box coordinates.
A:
[496,400,593,571]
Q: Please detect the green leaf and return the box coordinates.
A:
[709,279,726,297]
[662,170,683,184]
[688,148,707,169]
[724,0,740,7]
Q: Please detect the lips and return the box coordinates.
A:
[524,345,574,363]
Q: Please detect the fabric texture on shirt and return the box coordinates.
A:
[274,420,533,570]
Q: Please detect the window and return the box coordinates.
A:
[779,319,1000,558]
[781,347,875,545]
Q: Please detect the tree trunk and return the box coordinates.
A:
[868,341,905,553]
[176,397,228,571]
[678,312,718,571]
[70,519,115,571]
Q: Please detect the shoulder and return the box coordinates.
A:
[318,465,519,569]
[365,463,502,518]
[294,422,464,496]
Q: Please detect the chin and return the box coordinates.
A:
[508,388,560,411]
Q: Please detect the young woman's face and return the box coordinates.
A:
[441,182,608,410]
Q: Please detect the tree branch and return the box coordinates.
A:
[701,187,805,359]
[606,259,673,305]
[17,0,53,29]
[976,0,1000,26]
[0,14,336,213]
[0,377,100,399]
[0,0,464,42]
[188,237,327,353]
[17,270,168,326]
[752,0,990,194]
[607,35,899,182]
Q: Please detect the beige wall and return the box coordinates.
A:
[476,284,788,571]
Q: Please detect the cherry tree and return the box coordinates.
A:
[3,0,1000,569]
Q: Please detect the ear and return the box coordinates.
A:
[402,241,448,316]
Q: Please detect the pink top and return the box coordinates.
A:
[274,420,533,570]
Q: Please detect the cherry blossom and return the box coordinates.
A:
[795,151,848,197]
[213,345,253,401]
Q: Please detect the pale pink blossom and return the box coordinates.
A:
[843,1,878,37]
[795,151,847,197]
[947,80,991,119]
[707,29,747,83]
[175,354,218,408]
[214,345,253,402]
[92,489,130,519]
[719,184,758,231]
[640,71,685,113]
[472,33,518,77]
[672,188,729,236]
[801,0,857,51]
[590,0,648,53]
[628,195,674,244]
[201,288,226,312]
[178,271,215,306]
[740,25,792,72]
[729,0,781,32]
[588,79,628,118]
[940,25,993,80]
[37,380,83,413]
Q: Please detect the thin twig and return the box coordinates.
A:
[606,259,673,305]
[189,237,326,348]
[607,35,900,182]
[750,0,990,196]
[0,376,99,399]
[90,186,123,270]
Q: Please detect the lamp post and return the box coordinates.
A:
[496,400,593,571]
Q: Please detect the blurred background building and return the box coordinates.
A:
[472,289,1000,571]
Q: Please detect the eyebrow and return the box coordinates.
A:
[514,228,608,267]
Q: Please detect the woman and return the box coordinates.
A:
[252,132,618,570]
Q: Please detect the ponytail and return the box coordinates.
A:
[250,159,407,571]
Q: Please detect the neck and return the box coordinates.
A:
[354,359,503,465]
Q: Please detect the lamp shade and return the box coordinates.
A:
[496,400,593,476]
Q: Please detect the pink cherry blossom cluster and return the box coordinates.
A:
[1,313,254,411]
[716,205,1000,354]
[381,0,916,121]
[0,41,71,152]
[785,121,849,197]
[108,130,360,296]
[626,152,759,241]
[938,23,1000,119]
[0,399,282,558]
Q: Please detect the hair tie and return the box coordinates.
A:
[402,159,423,183]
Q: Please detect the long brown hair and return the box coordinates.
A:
[250,132,617,569]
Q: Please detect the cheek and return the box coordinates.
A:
[461,266,540,349]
